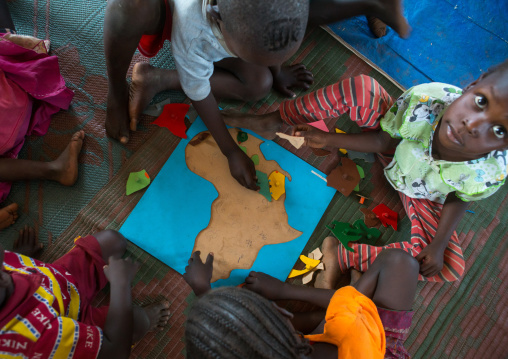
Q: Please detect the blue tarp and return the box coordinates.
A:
[327,0,508,89]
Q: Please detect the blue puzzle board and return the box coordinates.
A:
[120,118,336,287]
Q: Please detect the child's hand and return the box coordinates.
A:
[183,251,214,296]
[272,64,314,98]
[415,244,445,278]
[13,226,44,258]
[244,271,287,301]
[104,257,138,285]
[227,149,260,191]
[291,125,329,148]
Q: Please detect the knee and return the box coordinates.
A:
[239,69,273,102]
[322,236,338,253]
[379,249,419,275]
[94,229,127,260]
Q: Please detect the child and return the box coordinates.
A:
[0,228,170,358]
[0,1,83,228]
[183,247,419,358]
[223,60,508,282]
[103,0,409,190]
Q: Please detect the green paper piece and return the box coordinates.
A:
[126,170,151,195]
[239,145,247,154]
[251,154,260,165]
[326,219,380,252]
[237,131,249,143]
[354,165,365,192]
[256,170,271,202]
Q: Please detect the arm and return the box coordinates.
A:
[244,271,335,308]
[292,124,400,153]
[416,193,469,277]
[97,257,138,359]
[192,94,259,190]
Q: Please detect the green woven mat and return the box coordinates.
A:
[2,1,507,358]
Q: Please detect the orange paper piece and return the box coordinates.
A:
[152,103,190,138]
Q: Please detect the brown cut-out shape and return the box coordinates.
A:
[360,207,381,228]
[326,157,360,196]
[186,129,300,282]
[311,148,331,157]
[189,132,210,146]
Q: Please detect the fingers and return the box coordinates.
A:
[291,125,313,136]
[205,252,214,266]
[415,252,424,262]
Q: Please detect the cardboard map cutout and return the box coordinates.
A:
[186,128,301,281]
[120,117,336,287]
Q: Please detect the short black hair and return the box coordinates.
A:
[217,0,308,53]
[481,59,508,81]
[185,287,313,359]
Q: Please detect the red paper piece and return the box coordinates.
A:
[152,103,190,139]
[372,203,398,231]
[309,120,328,132]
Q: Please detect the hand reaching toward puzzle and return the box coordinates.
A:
[272,64,314,98]
[244,271,288,301]
[227,149,260,191]
[183,251,214,296]
[104,257,139,285]
[292,125,329,148]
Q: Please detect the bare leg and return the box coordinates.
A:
[129,63,181,130]
[104,0,164,144]
[222,110,282,140]
[350,268,362,286]
[0,203,18,230]
[308,0,409,38]
[314,236,341,289]
[0,0,15,32]
[354,249,419,311]
[132,301,170,341]
[0,130,84,186]
[13,226,44,257]
[93,229,128,262]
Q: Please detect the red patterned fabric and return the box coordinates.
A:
[377,307,413,359]
[0,235,108,358]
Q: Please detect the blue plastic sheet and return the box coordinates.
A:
[327,0,508,89]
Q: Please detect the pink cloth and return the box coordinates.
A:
[0,34,74,202]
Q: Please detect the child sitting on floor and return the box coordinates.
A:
[183,247,419,358]
[0,228,170,358]
[223,60,508,283]
[103,0,409,190]
[0,1,83,229]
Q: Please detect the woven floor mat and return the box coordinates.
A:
[2,1,507,357]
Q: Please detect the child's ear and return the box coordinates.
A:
[206,4,222,21]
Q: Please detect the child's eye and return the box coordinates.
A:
[493,125,506,139]
[474,95,487,109]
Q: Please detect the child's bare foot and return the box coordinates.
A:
[367,16,387,38]
[133,301,171,341]
[0,203,19,230]
[106,86,131,144]
[129,63,180,132]
[49,130,84,186]
[221,110,282,140]
[13,226,44,258]
[373,0,410,38]
[350,268,363,286]
[314,236,340,289]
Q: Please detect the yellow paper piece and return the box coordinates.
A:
[269,171,286,200]
[335,128,348,154]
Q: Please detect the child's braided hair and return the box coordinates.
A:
[185,287,313,359]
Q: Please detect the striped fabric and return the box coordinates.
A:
[279,75,465,282]
[279,74,394,129]
[338,192,465,282]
